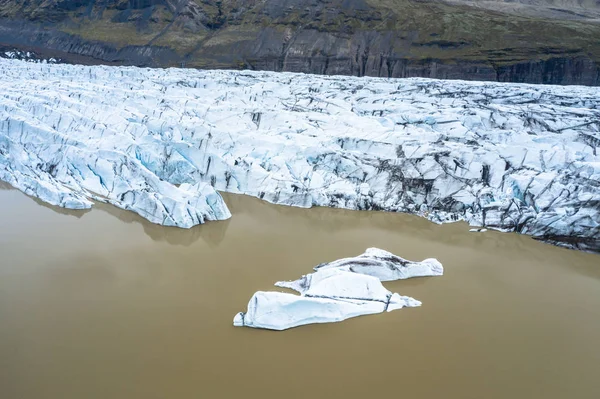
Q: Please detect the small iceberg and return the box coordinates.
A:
[233,248,443,331]
[469,228,488,233]
[312,247,443,281]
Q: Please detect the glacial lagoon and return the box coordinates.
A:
[1,185,599,399]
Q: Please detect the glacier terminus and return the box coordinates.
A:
[0,59,598,250]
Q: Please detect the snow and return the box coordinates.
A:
[234,249,440,330]
[0,59,598,246]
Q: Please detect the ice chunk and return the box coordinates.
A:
[235,269,422,331]
[234,248,437,330]
[276,267,400,301]
[233,291,387,331]
[311,248,443,281]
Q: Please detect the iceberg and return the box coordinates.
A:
[234,249,440,330]
[310,247,443,281]
[0,59,598,249]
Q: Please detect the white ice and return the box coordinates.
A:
[0,59,598,246]
[234,249,439,330]
[310,247,443,281]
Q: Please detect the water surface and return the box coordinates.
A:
[1,185,599,399]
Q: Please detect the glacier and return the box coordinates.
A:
[0,59,599,249]
[1,49,60,64]
[234,249,439,330]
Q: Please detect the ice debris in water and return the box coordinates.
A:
[0,59,598,250]
[233,248,442,331]
[469,228,488,233]
[311,247,443,281]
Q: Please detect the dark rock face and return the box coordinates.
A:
[1,0,600,84]
[0,19,179,66]
[495,57,600,86]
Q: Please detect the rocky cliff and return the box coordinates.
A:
[1,0,600,84]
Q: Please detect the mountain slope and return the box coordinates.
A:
[1,0,600,84]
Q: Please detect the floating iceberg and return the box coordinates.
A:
[310,247,443,281]
[234,249,441,330]
[0,59,598,249]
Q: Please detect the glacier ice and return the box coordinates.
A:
[1,49,60,64]
[234,249,440,330]
[310,247,443,281]
[0,59,599,249]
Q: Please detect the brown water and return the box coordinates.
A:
[1,183,599,399]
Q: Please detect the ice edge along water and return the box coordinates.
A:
[0,59,599,249]
[233,248,443,331]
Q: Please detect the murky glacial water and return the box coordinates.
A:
[1,181,599,399]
